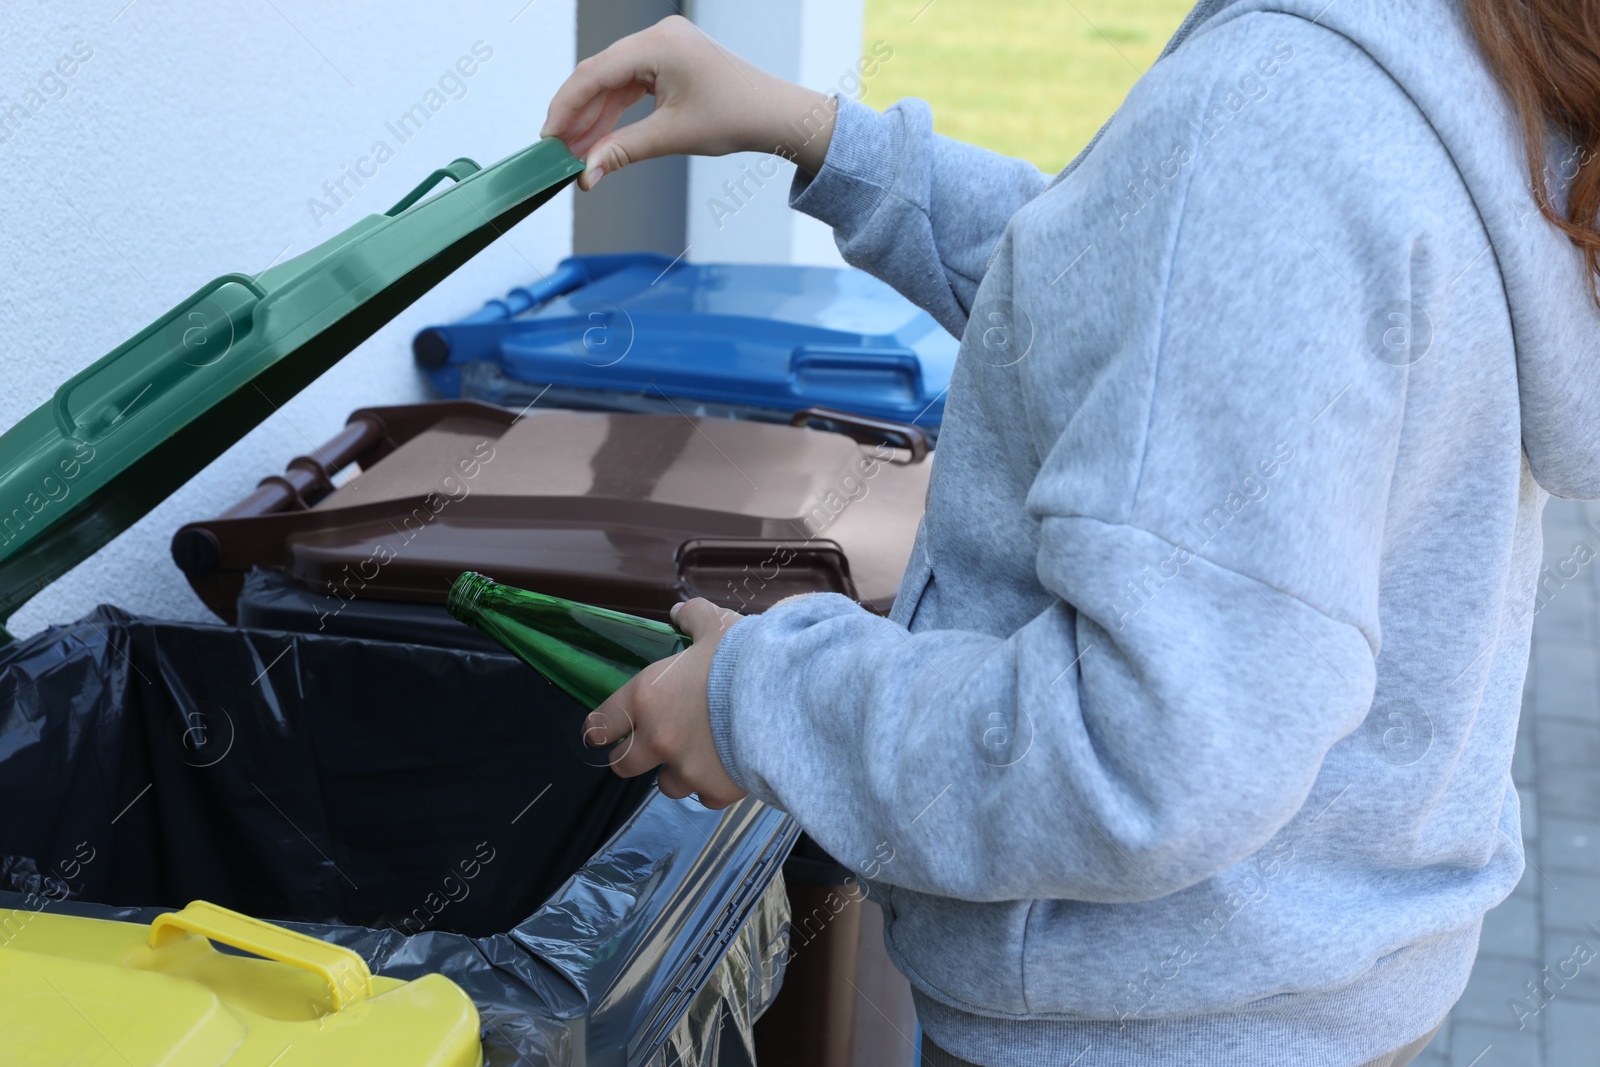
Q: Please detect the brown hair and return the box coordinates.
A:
[1468,0,1600,302]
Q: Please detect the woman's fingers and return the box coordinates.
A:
[564,84,649,160]
[600,664,676,777]
[582,689,638,748]
[542,37,678,187]
[655,766,693,800]
[549,85,621,152]
[672,597,738,640]
[609,716,664,777]
[541,34,657,141]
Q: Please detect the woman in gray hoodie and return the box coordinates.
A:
[557,2,1600,1064]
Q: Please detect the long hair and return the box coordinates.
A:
[1468,0,1600,302]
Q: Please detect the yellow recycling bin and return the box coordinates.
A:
[0,901,482,1066]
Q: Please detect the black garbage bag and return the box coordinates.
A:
[0,605,651,933]
[0,608,795,1066]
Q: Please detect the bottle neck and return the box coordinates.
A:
[446,571,496,625]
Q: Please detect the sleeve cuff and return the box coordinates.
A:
[789,94,905,236]
[706,612,764,795]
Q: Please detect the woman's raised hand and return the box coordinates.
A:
[541,15,837,190]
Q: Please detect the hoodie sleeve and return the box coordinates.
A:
[710,16,1455,904]
[789,96,1053,337]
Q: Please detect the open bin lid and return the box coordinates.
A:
[0,140,584,641]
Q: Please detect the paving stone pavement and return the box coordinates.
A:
[1411,498,1600,1067]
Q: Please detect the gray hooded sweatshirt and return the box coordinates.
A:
[706,0,1600,1063]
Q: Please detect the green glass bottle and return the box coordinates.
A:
[446,571,689,709]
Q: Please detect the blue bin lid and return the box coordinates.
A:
[414,254,958,430]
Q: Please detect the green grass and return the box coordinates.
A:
[861,0,1196,173]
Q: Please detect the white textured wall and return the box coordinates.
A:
[687,0,864,266]
[1,0,576,638]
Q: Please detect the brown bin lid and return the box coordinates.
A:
[174,401,928,622]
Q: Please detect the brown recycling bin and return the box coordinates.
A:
[172,398,923,1067]
[174,400,928,625]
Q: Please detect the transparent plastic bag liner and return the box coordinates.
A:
[0,608,796,1066]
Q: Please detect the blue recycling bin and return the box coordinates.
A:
[413,253,958,438]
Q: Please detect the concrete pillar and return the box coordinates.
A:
[573,0,689,257]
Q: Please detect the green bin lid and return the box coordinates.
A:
[0,139,584,641]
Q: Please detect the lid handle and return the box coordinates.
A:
[790,345,925,398]
[52,273,267,440]
[789,406,931,463]
[678,538,860,604]
[386,158,481,216]
[148,900,373,1012]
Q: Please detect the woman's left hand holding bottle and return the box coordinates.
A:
[585,598,749,809]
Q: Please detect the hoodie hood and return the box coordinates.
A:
[1157,0,1600,498]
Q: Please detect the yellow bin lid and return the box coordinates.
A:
[0,901,482,1066]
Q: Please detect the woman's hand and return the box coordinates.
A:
[541,15,837,190]
[584,598,748,809]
